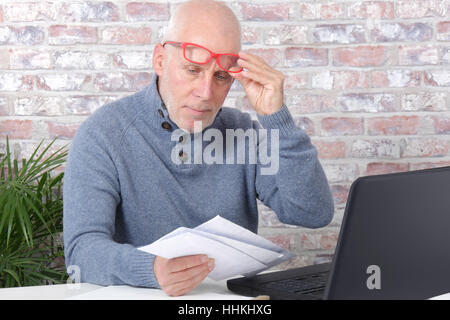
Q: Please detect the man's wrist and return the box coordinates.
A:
[255,102,283,116]
[256,104,296,136]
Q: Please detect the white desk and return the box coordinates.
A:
[0,278,252,300]
[1,281,448,300]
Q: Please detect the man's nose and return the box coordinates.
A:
[194,73,214,101]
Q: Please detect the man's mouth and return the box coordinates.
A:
[185,106,210,115]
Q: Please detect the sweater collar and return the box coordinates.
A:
[139,73,177,133]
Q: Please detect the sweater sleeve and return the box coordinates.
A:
[254,104,334,228]
[63,120,160,288]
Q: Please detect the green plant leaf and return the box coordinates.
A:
[0,185,10,213]
[23,139,50,175]
[22,139,43,169]
[16,197,34,247]
[13,159,18,177]
[21,188,52,236]
[6,204,16,249]
[3,269,20,285]
[49,172,64,189]
[0,136,69,287]
[37,171,48,193]
[0,190,13,243]
[5,136,12,179]
[22,139,65,183]
[0,154,8,182]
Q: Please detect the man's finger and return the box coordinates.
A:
[230,71,251,87]
[237,59,280,84]
[238,51,271,70]
[237,59,274,73]
[167,267,211,297]
[170,259,214,284]
[239,69,273,87]
[167,254,209,273]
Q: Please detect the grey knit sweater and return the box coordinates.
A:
[63,74,334,288]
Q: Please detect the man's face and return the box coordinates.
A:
[156,37,239,133]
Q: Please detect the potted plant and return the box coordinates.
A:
[0,136,69,287]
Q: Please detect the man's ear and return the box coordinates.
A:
[153,43,165,77]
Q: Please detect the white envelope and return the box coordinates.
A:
[157,227,283,265]
[138,215,296,280]
[196,216,295,264]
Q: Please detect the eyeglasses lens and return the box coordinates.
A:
[184,44,241,72]
[184,44,209,63]
[218,55,241,72]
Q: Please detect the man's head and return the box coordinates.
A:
[153,0,241,133]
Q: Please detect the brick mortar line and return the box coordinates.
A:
[2,41,450,47]
[2,111,450,120]
[1,66,449,73]
[2,67,450,72]
[1,17,450,23]
[1,90,445,96]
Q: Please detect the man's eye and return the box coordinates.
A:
[215,73,231,81]
[187,67,200,74]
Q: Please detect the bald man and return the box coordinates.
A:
[63,0,334,297]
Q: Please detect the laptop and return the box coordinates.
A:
[227,166,450,300]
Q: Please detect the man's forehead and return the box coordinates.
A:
[173,21,240,53]
[185,38,240,54]
[166,0,242,52]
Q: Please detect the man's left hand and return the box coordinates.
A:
[230,51,285,116]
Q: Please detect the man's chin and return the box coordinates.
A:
[181,119,213,133]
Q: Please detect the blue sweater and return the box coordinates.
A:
[63,74,334,288]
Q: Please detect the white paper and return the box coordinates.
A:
[138,215,295,280]
[156,227,283,264]
[429,292,450,300]
[196,216,295,270]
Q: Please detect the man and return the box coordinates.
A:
[63,0,334,297]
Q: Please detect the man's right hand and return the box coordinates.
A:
[154,254,215,296]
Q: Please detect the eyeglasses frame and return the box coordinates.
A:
[162,41,243,73]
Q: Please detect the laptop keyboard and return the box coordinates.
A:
[259,272,329,295]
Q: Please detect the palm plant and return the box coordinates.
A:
[0,136,69,287]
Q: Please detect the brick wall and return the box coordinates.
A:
[0,0,449,271]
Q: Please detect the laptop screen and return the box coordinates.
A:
[326,166,450,300]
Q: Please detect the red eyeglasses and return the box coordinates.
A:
[162,41,243,73]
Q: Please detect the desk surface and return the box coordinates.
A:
[0,278,252,300]
[2,281,449,300]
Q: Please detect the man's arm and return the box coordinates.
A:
[63,121,160,287]
[63,118,214,294]
[255,105,334,228]
[230,52,334,228]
